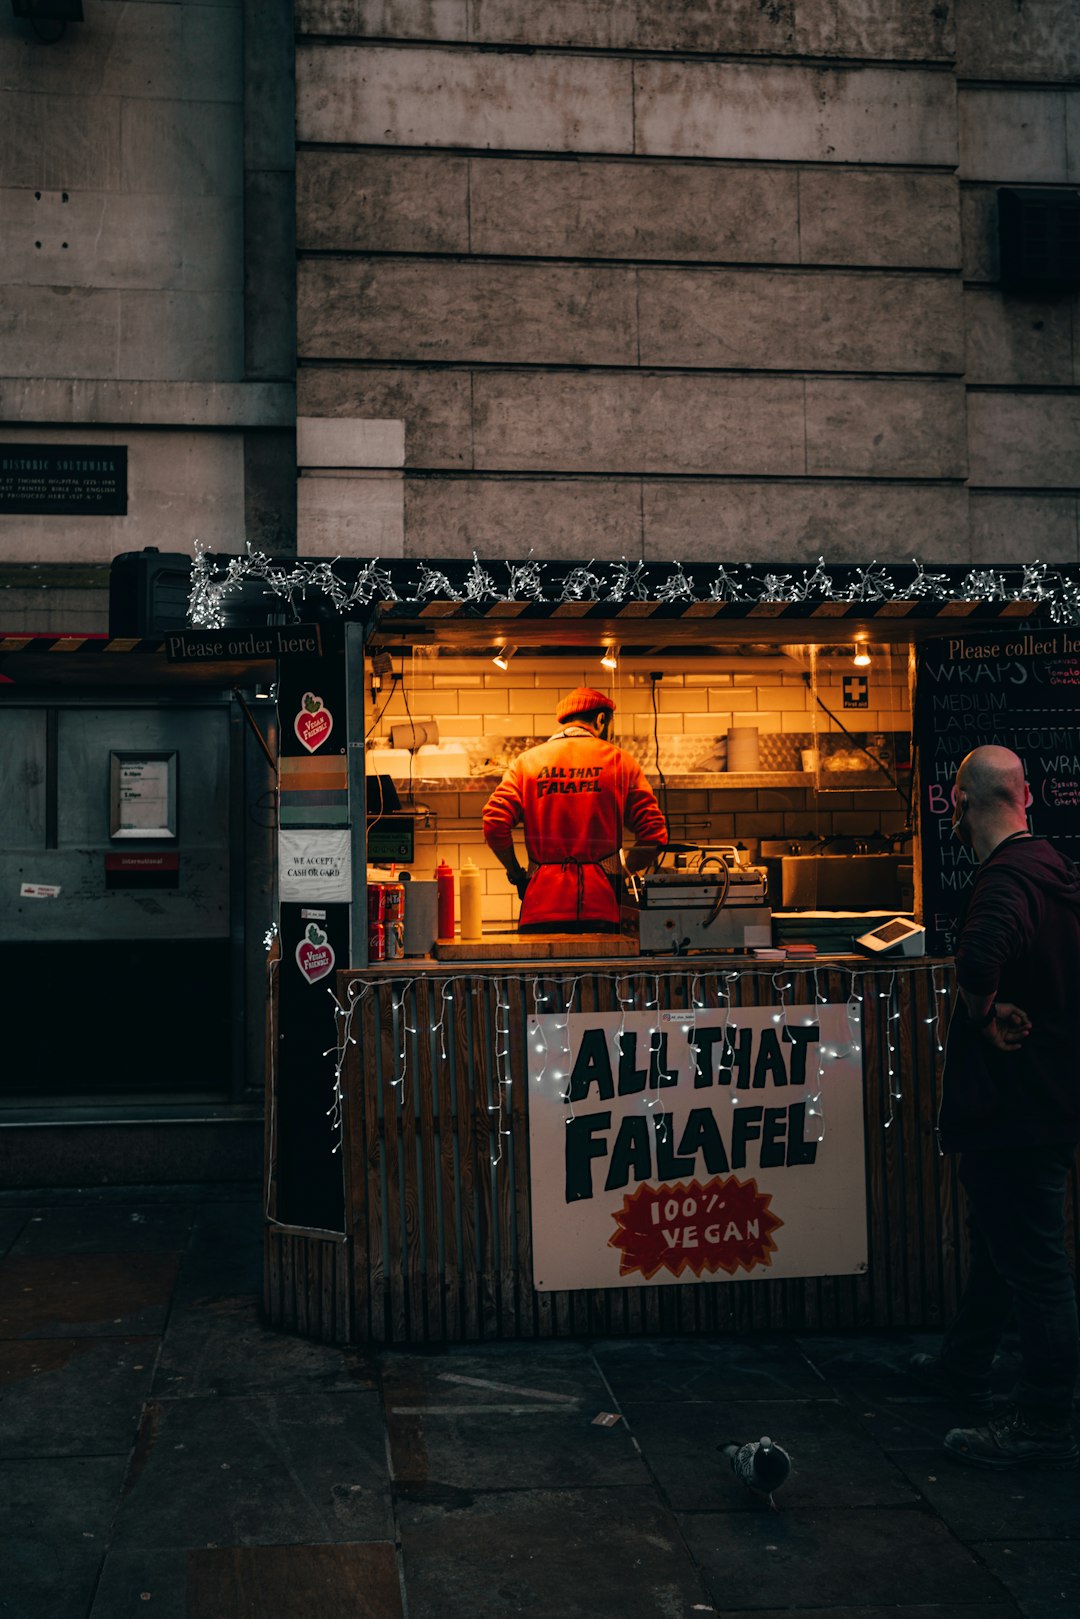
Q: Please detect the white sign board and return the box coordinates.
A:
[528,1005,866,1292]
[278,830,352,903]
[109,753,177,840]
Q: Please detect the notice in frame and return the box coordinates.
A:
[528,1005,867,1292]
[278,829,352,903]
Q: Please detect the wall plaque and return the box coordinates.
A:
[0,443,127,515]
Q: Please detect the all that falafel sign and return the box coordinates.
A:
[527,1005,867,1291]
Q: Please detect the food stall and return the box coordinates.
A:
[187,553,1080,1346]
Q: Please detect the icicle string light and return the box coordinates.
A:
[325,963,954,1159]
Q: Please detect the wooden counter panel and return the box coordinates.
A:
[433,934,637,961]
[327,960,956,1344]
[266,954,1078,1346]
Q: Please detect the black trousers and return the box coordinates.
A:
[942,1143,1079,1422]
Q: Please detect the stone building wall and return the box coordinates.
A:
[295,0,1080,568]
[0,0,296,630]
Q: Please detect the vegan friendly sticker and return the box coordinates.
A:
[294,692,333,754]
[295,921,335,984]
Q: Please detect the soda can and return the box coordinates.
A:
[382,882,405,925]
[367,884,386,923]
[368,921,386,962]
[385,921,404,960]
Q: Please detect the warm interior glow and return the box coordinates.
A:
[600,644,618,671]
[492,643,518,670]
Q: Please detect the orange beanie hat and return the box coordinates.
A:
[555,687,616,724]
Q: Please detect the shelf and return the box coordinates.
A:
[384,770,903,793]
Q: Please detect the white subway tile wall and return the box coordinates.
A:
[367,650,911,930]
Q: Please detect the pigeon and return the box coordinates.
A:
[721,1435,792,1510]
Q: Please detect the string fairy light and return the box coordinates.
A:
[882,969,902,1128]
[685,970,706,1072]
[640,972,669,1145]
[717,969,741,1108]
[188,546,1080,629]
[322,963,957,1167]
[929,963,948,1058]
[391,979,417,1092]
[527,975,582,1125]
[429,978,456,1060]
[324,977,365,1155]
[489,976,516,1168]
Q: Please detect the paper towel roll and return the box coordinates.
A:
[403,881,438,956]
[726,726,760,772]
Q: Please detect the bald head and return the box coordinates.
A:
[952,745,1031,860]
[956,746,1028,815]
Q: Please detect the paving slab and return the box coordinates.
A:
[849,1394,999,1451]
[383,1346,647,1492]
[974,1542,1080,1619]
[91,1543,404,1619]
[798,1331,1024,1404]
[10,1204,194,1257]
[89,1547,189,1619]
[111,1392,392,1548]
[381,1342,620,1410]
[796,1331,1032,1447]
[156,1294,376,1398]
[624,1396,917,1511]
[0,1335,158,1458]
[0,1252,180,1337]
[892,1449,1080,1542]
[0,1454,126,1619]
[0,1207,30,1255]
[798,1331,960,1397]
[0,1183,258,1207]
[680,1505,1005,1609]
[715,1608,1020,1619]
[187,1543,404,1619]
[594,1334,825,1403]
[397,1486,710,1619]
[172,1200,264,1303]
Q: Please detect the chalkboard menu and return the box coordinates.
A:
[915,627,1080,952]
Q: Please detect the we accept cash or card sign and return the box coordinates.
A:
[527,1005,867,1292]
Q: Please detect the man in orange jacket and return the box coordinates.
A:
[482,687,668,932]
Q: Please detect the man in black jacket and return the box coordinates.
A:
[914,745,1080,1468]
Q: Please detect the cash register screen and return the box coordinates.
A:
[872,919,912,944]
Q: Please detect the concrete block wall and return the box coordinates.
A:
[366,649,911,931]
[0,0,296,622]
[296,0,1080,568]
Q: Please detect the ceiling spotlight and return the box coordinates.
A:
[600,643,618,672]
[852,641,871,668]
[492,643,517,671]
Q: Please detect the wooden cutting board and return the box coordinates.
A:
[433,934,637,960]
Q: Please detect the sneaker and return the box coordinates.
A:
[908,1352,995,1413]
[944,1407,1079,1470]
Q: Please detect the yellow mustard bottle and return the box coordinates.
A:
[459,857,482,941]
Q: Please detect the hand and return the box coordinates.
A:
[509,865,530,901]
[982,1002,1032,1053]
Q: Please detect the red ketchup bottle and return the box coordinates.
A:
[436,859,455,941]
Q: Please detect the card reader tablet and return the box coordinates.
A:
[855,916,926,957]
